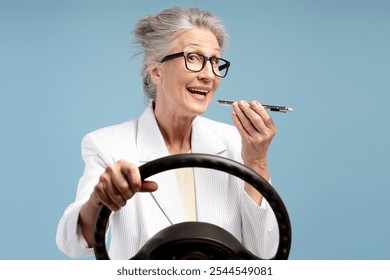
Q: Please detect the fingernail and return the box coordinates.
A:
[251,100,260,106]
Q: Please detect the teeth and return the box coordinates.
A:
[188,87,209,94]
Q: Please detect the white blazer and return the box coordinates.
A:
[56,105,278,259]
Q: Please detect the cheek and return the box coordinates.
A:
[168,72,191,89]
[161,74,185,93]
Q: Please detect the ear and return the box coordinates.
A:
[149,64,162,85]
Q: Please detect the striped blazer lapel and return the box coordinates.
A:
[136,105,187,225]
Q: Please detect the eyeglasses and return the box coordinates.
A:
[160,52,230,78]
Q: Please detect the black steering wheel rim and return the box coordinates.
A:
[94,153,292,260]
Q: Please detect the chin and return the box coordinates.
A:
[190,103,209,116]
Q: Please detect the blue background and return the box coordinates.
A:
[1,0,389,260]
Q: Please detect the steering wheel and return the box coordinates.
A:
[94,153,291,260]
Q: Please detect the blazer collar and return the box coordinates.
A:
[136,104,169,163]
[191,115,227,155]
[136,104,227,162]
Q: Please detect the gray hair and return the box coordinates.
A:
[133,7,228,101]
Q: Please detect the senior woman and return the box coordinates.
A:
[56,7,278,259]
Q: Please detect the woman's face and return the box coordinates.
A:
[152,28,222,118]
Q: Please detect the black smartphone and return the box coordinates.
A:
[217,100,293,113]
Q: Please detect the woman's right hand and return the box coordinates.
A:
[78,160,158,247]
[93,160,158,211]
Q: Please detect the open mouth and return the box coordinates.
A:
[187,87,209,98]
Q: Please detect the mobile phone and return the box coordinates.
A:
[217,99,293,113]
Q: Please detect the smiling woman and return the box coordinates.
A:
[56,6,280,260]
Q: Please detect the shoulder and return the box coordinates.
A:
[78,118,140,164]
[84,119,137,142]
[81,119,139,156]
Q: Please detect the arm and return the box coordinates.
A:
[231,100,277,205]
[78,160,157,247]
[56,133,107,258]
[230,100,279,258]
[56,133,158,257]
[240,189,279,258]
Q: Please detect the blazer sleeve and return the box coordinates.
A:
[240,189,279,259]
[56,132,107,258]
[220,122,279,259]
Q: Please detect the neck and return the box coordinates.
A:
[154,103,195,154]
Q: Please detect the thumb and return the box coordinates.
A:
[139,180,158,192]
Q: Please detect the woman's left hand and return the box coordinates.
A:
[231,100,277,181]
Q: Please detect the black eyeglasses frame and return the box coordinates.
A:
[160,52,230,78]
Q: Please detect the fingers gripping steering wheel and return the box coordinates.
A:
[94,153,292,260]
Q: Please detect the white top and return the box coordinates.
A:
[175,167,197,221]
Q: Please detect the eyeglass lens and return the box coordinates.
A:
[184,53,228,77]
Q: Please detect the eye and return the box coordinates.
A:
[186,53,203,63]
[211,57,220,64]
